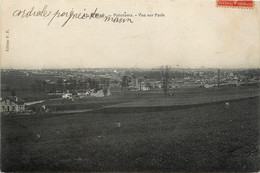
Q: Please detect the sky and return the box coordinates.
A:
[1,0,260,69]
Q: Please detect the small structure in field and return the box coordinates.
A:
[0,96,25,113]
[203,84,214,88]
[116,122,121,128]
[62,93,73,99]
[91,90,105,97]
[225,101,230,108]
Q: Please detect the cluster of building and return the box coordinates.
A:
[0,96,25,113]
[0,89,112,114]
[61,89,111,99]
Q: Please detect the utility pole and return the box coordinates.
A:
[218,69,220,87]
[165,66,169,96]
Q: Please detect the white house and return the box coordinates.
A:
[203,84,215,88]
[0,96,25,113]
[77,90,91,98]
[91,90,105,97]
[62,93,72,99]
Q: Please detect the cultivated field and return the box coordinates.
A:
[1,96,259,172]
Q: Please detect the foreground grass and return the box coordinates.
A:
[1,97,259,172]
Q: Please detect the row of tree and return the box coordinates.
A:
[30,77,109,94]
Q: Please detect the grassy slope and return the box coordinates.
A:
[1,97,259,172]
[109,87,259,107]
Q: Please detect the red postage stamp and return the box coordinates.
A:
[217,0,254,8]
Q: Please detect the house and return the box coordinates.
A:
[62,93,72,99]
[203,84,215,88]
[77,89,91,98]
[0,96,25,113]
[142,85,150,91]
[91,90,105,97]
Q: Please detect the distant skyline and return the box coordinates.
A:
[1,66,259,70]
[1,1,259,69]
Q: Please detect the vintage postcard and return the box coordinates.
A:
[0,0,259,172]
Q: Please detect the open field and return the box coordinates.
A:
[34,86,259,113]
[108,86,259,107]
[1,96,259,172]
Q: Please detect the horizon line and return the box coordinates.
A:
[1,67,260,70]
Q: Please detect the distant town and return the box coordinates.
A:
[1,67,259,114]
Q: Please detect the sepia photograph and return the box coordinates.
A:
[0,0,260,172]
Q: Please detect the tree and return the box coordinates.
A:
[162,66,170,96]
[102,78,110,96]
[11,88,16,96]
[121,76,131,92]
[87,78,100,91]
[138,77,143,90]
[132,74,136,91]
[103,88,108,96]
[56,78,63,91]
[6,86,11,94]
[41,80,47,92]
